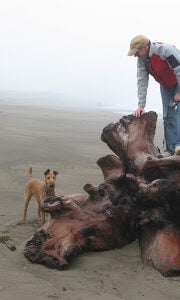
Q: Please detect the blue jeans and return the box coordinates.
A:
[160,84,180,154]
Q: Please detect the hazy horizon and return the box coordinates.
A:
[0,88,163,117]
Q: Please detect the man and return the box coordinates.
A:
[128,35,180,156]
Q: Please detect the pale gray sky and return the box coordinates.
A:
[0,0,180,112]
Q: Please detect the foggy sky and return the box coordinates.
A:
[0,0,180,112]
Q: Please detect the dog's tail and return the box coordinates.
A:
[28,167,33,180]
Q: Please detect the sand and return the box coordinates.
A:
[0,101,179,300]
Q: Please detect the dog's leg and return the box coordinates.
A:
[37,199,42,221]
[38,198,46,224]
[23,190,32,221]
[41,212,46,224]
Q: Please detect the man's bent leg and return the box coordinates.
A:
[175,102,180,154]
[160,85,177,154]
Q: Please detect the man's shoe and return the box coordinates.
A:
[162,151,173,157]
[175,146,180,155]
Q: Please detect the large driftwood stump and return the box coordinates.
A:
[24,112,180,276]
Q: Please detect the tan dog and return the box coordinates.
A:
[23,167,59,223]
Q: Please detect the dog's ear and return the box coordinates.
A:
[44,169,50,176]
[53,170,59,176]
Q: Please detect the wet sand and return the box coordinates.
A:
[0,101,179,300]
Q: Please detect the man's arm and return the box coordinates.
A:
[158,44,180,99]
[133,58,149,117]
[166,46,180,101]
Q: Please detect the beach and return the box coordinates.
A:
[0,101,179,300]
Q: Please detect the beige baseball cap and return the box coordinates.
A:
[128,35,150,56]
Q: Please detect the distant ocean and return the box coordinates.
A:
[0,91,163,118]
[101,105,163,119]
